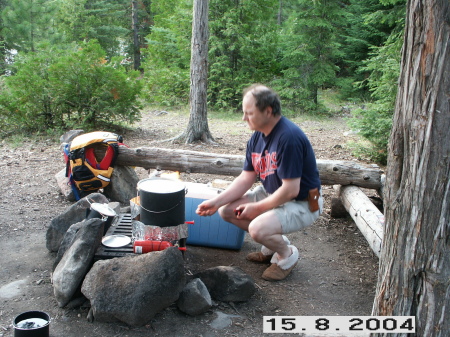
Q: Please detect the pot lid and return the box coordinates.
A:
[90,203,117,217]
[138,178,185,193]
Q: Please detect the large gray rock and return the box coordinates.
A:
[195,266,256,302]
[104,165,139,204]
[81,247,185,326]
[46,193,109,252]
[60,129,84,144]
[177,278,212,316]
[52,218,104,308]
[53,221,84,271]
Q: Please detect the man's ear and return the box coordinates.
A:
[265,106,273,115]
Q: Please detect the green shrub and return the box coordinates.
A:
[346,28,402,165]
[0,46,63,133]
[0,40,143,134]
[348,104,393,165]
[141,65,190,107]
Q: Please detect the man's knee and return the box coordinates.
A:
[248,222,265,243]
[218,204,234,222]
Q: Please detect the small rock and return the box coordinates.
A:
[195,266,256,302]
[177,278,212,316]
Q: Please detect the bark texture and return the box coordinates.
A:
[184,0,213,144]
[372,1,449,336]
[132,0,141,71]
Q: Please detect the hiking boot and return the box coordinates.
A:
[246,251,273,263]
[261,261,298,281]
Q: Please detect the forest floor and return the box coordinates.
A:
[0,108,381,336]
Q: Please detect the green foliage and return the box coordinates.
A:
[336,0,406,103]
[275,0,346,111]
[348,104,393,164]
[347,23,404,165]
[0,40,143,135]
[0,0,410,154]
[207,0,280,110]
[112,0,407,121]
[1,0,60,52]
[0,44,63,132]
[340,0,396,75]
[54,0,130,58]
[140,0,191,106]
[142,0,281,110]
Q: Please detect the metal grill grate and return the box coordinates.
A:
[94,213,134,260]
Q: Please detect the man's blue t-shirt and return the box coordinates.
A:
[243,116,321,200]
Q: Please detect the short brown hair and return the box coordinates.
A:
[243,84,281,116]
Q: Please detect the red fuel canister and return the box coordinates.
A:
[133,240,173,254]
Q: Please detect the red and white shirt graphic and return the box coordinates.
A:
[251,150,277,180]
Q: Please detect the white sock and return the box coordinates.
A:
[260,235,291,255]
[270,245,299,270]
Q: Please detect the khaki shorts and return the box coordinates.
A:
[246,185,323,234]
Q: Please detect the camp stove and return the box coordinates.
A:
[94,214,191,260]
[95,176,192,260]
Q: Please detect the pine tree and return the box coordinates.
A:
[208,0,279,110]
[140,0,192,105]
[276,0,346,110]
[0,0,7,75]
[54,0,130,58]
[1,0,58,52]
[347,0,406,164]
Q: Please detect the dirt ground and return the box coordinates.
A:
[0,110,380,337]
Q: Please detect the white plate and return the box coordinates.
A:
[102,235,131,248]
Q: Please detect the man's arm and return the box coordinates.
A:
[238,178,300,219]
[196,170,257,216]
[211,170,257,206]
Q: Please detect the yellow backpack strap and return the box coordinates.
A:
[70,131,119,150]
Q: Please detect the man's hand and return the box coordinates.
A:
[196,200,219,216]
[233,203,261,220]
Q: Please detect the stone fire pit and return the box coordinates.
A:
[47,193,256,327]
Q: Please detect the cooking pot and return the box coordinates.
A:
[137,177,186,227]
[13,311,50,337]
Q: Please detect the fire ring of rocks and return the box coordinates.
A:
[47,193,256,327]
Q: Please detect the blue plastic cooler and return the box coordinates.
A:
[184,183,245,250]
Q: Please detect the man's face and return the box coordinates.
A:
[242,92,271,133]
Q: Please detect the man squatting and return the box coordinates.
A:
[196,84,323,281]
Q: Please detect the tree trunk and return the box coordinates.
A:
[184,0,213,144]
[131,0,141,71]
[0,37,6,76]
[277,0,283,25]
[372,1,449,336]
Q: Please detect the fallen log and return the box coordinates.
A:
[113,146,382,189]
[331,185,384,218]
[339,185,384,257]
